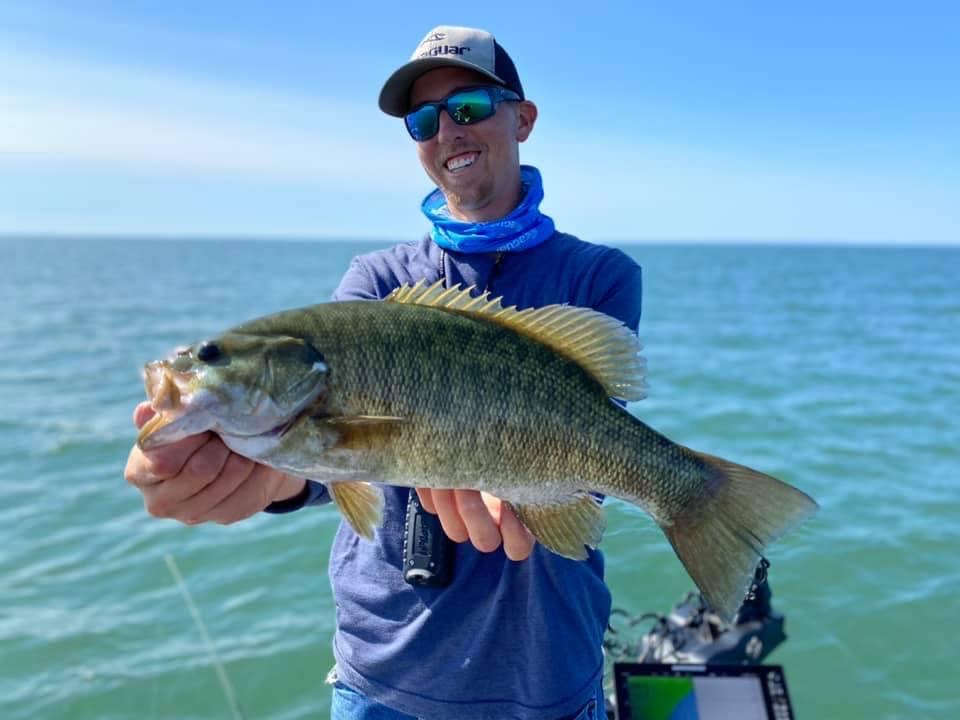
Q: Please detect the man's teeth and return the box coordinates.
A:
[446,154,476,171]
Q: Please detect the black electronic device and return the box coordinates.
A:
[613,662,795,720]
[402,489,455,588]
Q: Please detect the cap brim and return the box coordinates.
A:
[378,57,506,117]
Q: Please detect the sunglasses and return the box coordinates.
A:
[404,86,522,142]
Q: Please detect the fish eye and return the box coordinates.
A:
[197,341,222,363]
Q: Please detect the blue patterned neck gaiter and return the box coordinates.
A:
[421,165,556,254]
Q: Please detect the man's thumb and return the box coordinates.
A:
[133,402,156,429]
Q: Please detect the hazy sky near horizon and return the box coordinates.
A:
[1,2,957,244]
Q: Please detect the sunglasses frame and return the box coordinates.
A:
[404,85,522,142]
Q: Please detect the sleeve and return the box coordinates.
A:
[590,251,643,413]
[332,256,382,301]
[586,252,643,504]
[265,256,382,515]
[592,250,643,331]
[262,479,331,514]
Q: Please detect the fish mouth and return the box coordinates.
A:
[143,361,186,411]
[137,361,209,450]
[136,412,178,451]
[136,359,318,451]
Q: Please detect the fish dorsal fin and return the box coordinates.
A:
[386,279,647,401]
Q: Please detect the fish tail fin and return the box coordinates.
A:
[661,449,818,622]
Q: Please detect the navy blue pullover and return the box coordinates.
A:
[269,232,642,719]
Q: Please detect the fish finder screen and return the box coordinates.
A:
[624,674,769,720]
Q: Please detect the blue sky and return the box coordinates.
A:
[1,1,957,244]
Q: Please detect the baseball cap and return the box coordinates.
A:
[379,25,525,117]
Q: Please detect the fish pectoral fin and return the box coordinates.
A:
[319,415,405,451]
[327,481,384,540]
[322,415,405,427]
[508,493,606,561]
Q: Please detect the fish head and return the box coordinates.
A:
[137,332,328,450]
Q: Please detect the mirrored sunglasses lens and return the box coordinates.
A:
[406,105,439,140]
[447,89,495,125]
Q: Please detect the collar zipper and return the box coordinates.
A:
[485,252,504,294]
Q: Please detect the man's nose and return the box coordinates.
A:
[435,109,465,144]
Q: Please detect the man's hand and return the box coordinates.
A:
[416,488,535,561]
[124,402,305,524]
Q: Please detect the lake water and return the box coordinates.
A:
[1,237,956,719]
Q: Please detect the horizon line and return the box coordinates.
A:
[0,231,956,249]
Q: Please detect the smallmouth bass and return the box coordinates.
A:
[138,280,817,619]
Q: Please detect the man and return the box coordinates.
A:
[126,25,641,720]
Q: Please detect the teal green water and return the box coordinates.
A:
[1,238,957,719]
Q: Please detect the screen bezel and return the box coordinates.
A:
[613,662,793,720]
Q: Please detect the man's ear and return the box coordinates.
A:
[516,100,538,142]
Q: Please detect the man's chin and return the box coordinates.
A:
[439,185,495,215]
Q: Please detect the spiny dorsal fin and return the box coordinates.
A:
[386,279,647,401]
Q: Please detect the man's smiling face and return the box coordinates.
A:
[408,66,537,222]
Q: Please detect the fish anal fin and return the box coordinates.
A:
[327,481,385,540]
[386,279,646,401]
[508,493,606,561]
